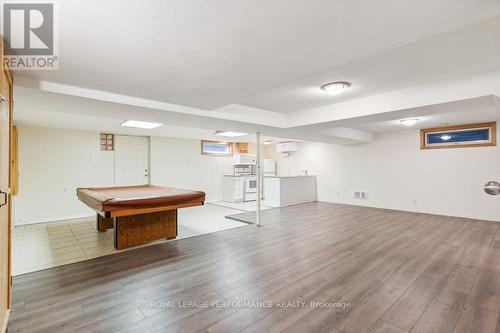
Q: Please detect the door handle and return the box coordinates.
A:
[484,181,500,195]
[0,96,6,103]
[0,191,7,207]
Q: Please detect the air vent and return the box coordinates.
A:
[352,190,368,200]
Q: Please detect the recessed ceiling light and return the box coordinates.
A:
[121,120,162,129]
[400,118,419,126]
[214,130,247,138]
[263,140,273,145]
[320,81,351,96]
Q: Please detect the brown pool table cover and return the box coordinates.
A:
[76,185,205,213]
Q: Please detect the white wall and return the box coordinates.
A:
[14,126,254,225]
[150,137,236,202]
[13,126,115,224]
[19,124,498,224]
[265,129,500,222]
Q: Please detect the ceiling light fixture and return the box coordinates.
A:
[320,81,351,96]
[214,130,247,138]
[263,140,273,145]
[121,120,162,129]
[400,118,419,126]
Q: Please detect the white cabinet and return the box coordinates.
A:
[264,176,317,207]
[223,176,245,202]
[276,142,298,153]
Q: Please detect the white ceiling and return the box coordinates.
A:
[12,1,500,144]
[241,16,500,113]
[13,86,368,144]
[17,0,500,111]
[13,107,288,143]
[349,96,500,133]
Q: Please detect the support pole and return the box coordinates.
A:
[256,132,261,226]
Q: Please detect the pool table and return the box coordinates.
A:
[76,185,205,250]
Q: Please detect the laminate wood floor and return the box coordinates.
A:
[8,202,500,333]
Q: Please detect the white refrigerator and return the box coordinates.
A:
[263,159,276,176]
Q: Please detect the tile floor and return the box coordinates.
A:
[12,203,248,275]
[210,200,272,212]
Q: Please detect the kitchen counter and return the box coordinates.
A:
[264,175,317,208]
[264,175,316,178]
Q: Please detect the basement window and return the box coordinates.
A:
[420,122,496,149]
[201,140,233,156]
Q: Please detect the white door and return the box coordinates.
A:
[114,136,149,186]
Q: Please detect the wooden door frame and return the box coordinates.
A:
[5,62,12,312]
[0,36,13,333]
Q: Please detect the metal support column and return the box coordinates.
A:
[256,132,261,226]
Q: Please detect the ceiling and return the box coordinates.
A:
[241,16,500,113]
[12,0,500,144]
[13,86,369,144]
[13,106,288,144]
[350,96,500,133]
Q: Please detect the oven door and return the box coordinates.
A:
[245,177,257,193]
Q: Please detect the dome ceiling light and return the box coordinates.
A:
[320,81,351,96]
[400,118,420,126]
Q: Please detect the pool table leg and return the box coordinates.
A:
[96,214,114,232]
[113,209,178,250]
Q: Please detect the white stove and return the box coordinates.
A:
[243,175,257,201]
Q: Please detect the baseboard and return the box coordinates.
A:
[326,199,500,223]
[14,214,95,226]
[1,309,10,333]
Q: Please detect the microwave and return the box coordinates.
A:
[234,153,256,165]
